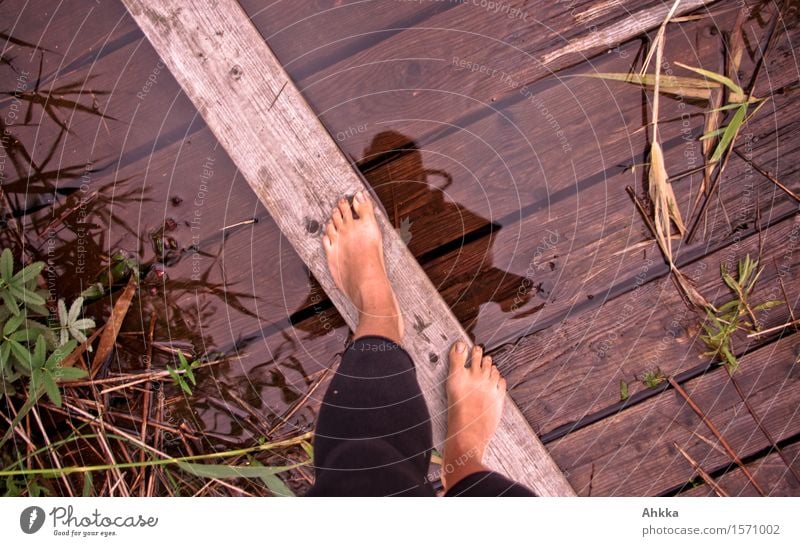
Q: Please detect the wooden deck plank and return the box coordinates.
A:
[548,332,800,496]
[409,92,800,344]
[495,211,800,436]
[121,0,574,495]
[240,0,459,83]
[678,444,800,497]
[342,3,794,255]
[284,5,799,339]
[283,0,717,161]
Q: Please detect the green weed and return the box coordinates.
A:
[700,255,781,371]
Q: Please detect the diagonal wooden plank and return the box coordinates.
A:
[121,0,574,495]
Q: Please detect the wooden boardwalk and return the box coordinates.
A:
[2,0,798,495]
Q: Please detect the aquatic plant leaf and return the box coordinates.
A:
[0,248,12,282]
[700,127,727,141]
[3,314,24,336]
[43,372,62,407]
[259,473,295,497]
[0,342,11,373]
[177,461,300,480]
[46,340,77,369]
[11,261,44,285]
[8,339,32,371]
[582,72,754,103]
[3,290,20,316]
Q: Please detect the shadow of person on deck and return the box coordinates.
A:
[294,130,538,342]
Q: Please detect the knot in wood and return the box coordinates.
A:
[305,218,320,235]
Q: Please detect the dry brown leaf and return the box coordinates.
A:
[648,141,686,262]
[673,268,714,310]
[91,275,138,377]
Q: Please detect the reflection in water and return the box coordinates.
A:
[360,130,537,338]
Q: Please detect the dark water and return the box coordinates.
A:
[0,0,349,451]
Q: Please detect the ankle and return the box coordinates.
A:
[443,458,489,491]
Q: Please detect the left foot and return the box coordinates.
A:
[323,191,403,342]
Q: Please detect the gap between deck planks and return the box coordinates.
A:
[120,0,575,495]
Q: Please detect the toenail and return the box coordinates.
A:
[356,190,366,203]
[455,341,466,353]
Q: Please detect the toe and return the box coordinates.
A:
[448,341,468,375]
[322,234,332,249]
[338,198,353,222]
[481,356,493,376]
[470,345,483,372]
[489,363,500,381]
[331,207,343,230]
[498,377,507,392]
[353,190,374,218]
[326,220,338,241]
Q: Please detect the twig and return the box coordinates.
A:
[746,318,800,337]
[725,369,800,485]
[268,365,334,436]
[733,149,800,203]
[94,358,226,394]
[138,311,157,496]
[30,406,75,496]
[626,186,712,311]
[667,376,766,495]
[147,389,165,496]
[0,401,48,473]
[673,442,730,496]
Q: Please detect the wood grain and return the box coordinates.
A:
[121,0,574,495]
[548,332,800,496]
[494,211,800,437]
[287,0,718,160]
[678,444,800,497]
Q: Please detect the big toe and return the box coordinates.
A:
[353,190,374,218]
[448,341,468,374]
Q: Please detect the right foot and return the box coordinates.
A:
[442,342,506,490]
[322,191,404,342]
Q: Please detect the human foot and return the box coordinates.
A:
[323,191,403,343]
[442,342,506,490]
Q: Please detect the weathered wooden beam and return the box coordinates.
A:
[121,0,574,495]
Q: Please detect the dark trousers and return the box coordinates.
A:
[307,336,535,496]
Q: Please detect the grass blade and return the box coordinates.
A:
[674,62,744,96]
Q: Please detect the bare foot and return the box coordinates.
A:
[442,342,506,490]
[323,191,403,343]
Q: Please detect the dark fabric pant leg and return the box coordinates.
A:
[444,470,537,497]
[307,335,434,496]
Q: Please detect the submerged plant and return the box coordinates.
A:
[57,297,95,346]
[700,255,781,371]
[167,351,200,396]
[0,248,90,405]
